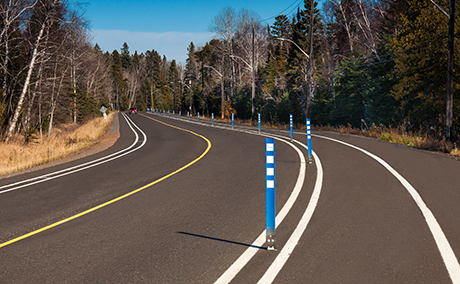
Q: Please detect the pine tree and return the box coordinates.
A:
[110,50,127,110]
[185,42,198,112]
[121,42,132,69]
[169,59,180,111]
[263,15,290,98]
[288,0,323,121]
[390,0,457,133]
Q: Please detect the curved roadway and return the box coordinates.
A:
[0,112,459,283]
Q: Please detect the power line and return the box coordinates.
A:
[260,0,303,22]
[329,46,446,72]
[329,35,449,68]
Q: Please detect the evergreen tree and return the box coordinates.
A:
[185,42,198,112]
[169,59,180,111]
[121,42,132,69]
[145,49,170,110]
[263,15,290,98]
[110,50,127,110]
[288,0,323,121]
[390,0,458,133]
[330,61,367,128]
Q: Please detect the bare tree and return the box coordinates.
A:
[47,56,68,137]
[0,0,38,93]
[83,45,110,102]
[353,0,380,57]
[4,0,62,142]
[209,6,237,98]
[234,8,267,119]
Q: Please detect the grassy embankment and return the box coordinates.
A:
[1,112,115,176]
[313,124,459,158]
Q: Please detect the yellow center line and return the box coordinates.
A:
[0,114,212,249]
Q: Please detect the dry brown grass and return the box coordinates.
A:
[0,113,115,176]
[314,123,459,158]
[450,146,460,157]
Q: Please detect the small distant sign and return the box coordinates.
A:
[100,106,107,113]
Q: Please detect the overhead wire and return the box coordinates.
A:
[329,45,446,72]
[260,0,304,22]
[330,34,450,69]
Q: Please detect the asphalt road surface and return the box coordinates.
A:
[1,112,459,283]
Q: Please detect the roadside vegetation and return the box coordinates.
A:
[313,124,460,158]
[1,0,458,171]
[181,112,460,158]
[0,112,114,176]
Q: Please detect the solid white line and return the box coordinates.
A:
[314,134,460,284]
[146,113,460,283]
[214,135,306,284]
[149,112,322,283]
[0,113,137,190]
[257,137,323,284]
[0,113,147,194]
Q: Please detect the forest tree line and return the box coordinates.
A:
[1,0,459,143]
[0,0,114,142]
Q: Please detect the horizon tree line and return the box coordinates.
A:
[1,0,458,143]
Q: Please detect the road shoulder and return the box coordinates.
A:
[0,113,120,180]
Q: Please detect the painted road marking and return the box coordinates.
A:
[150,111,460,283]
[0,115,211,249]
[0,113,143,194]
[315,134,460,284]
[257,136,323,283]
[214,135,308,284]
[147,112,320,284]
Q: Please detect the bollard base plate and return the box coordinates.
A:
[266,231,276,251]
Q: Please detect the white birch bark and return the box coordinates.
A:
[4,20,45,142]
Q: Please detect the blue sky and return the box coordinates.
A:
[84,0,312,65]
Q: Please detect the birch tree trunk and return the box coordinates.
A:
[24,52,45,129]
[4,20,45,142]
[48,66,66,138]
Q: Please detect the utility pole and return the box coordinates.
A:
[230,54,254,122]
[201,52,205,115]
[251,25,255,123]
[203,64,224,119]
[189,80,192,113]
[430,0,455,140]
[446,0,454,140]
[221,41,225,119]
[150,84,154,111]
[306,0,315,119]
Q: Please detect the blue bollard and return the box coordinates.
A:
[265,138,276,250]
[307,118,312,164]
[290,114,293,141]
[258,113,261,133]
